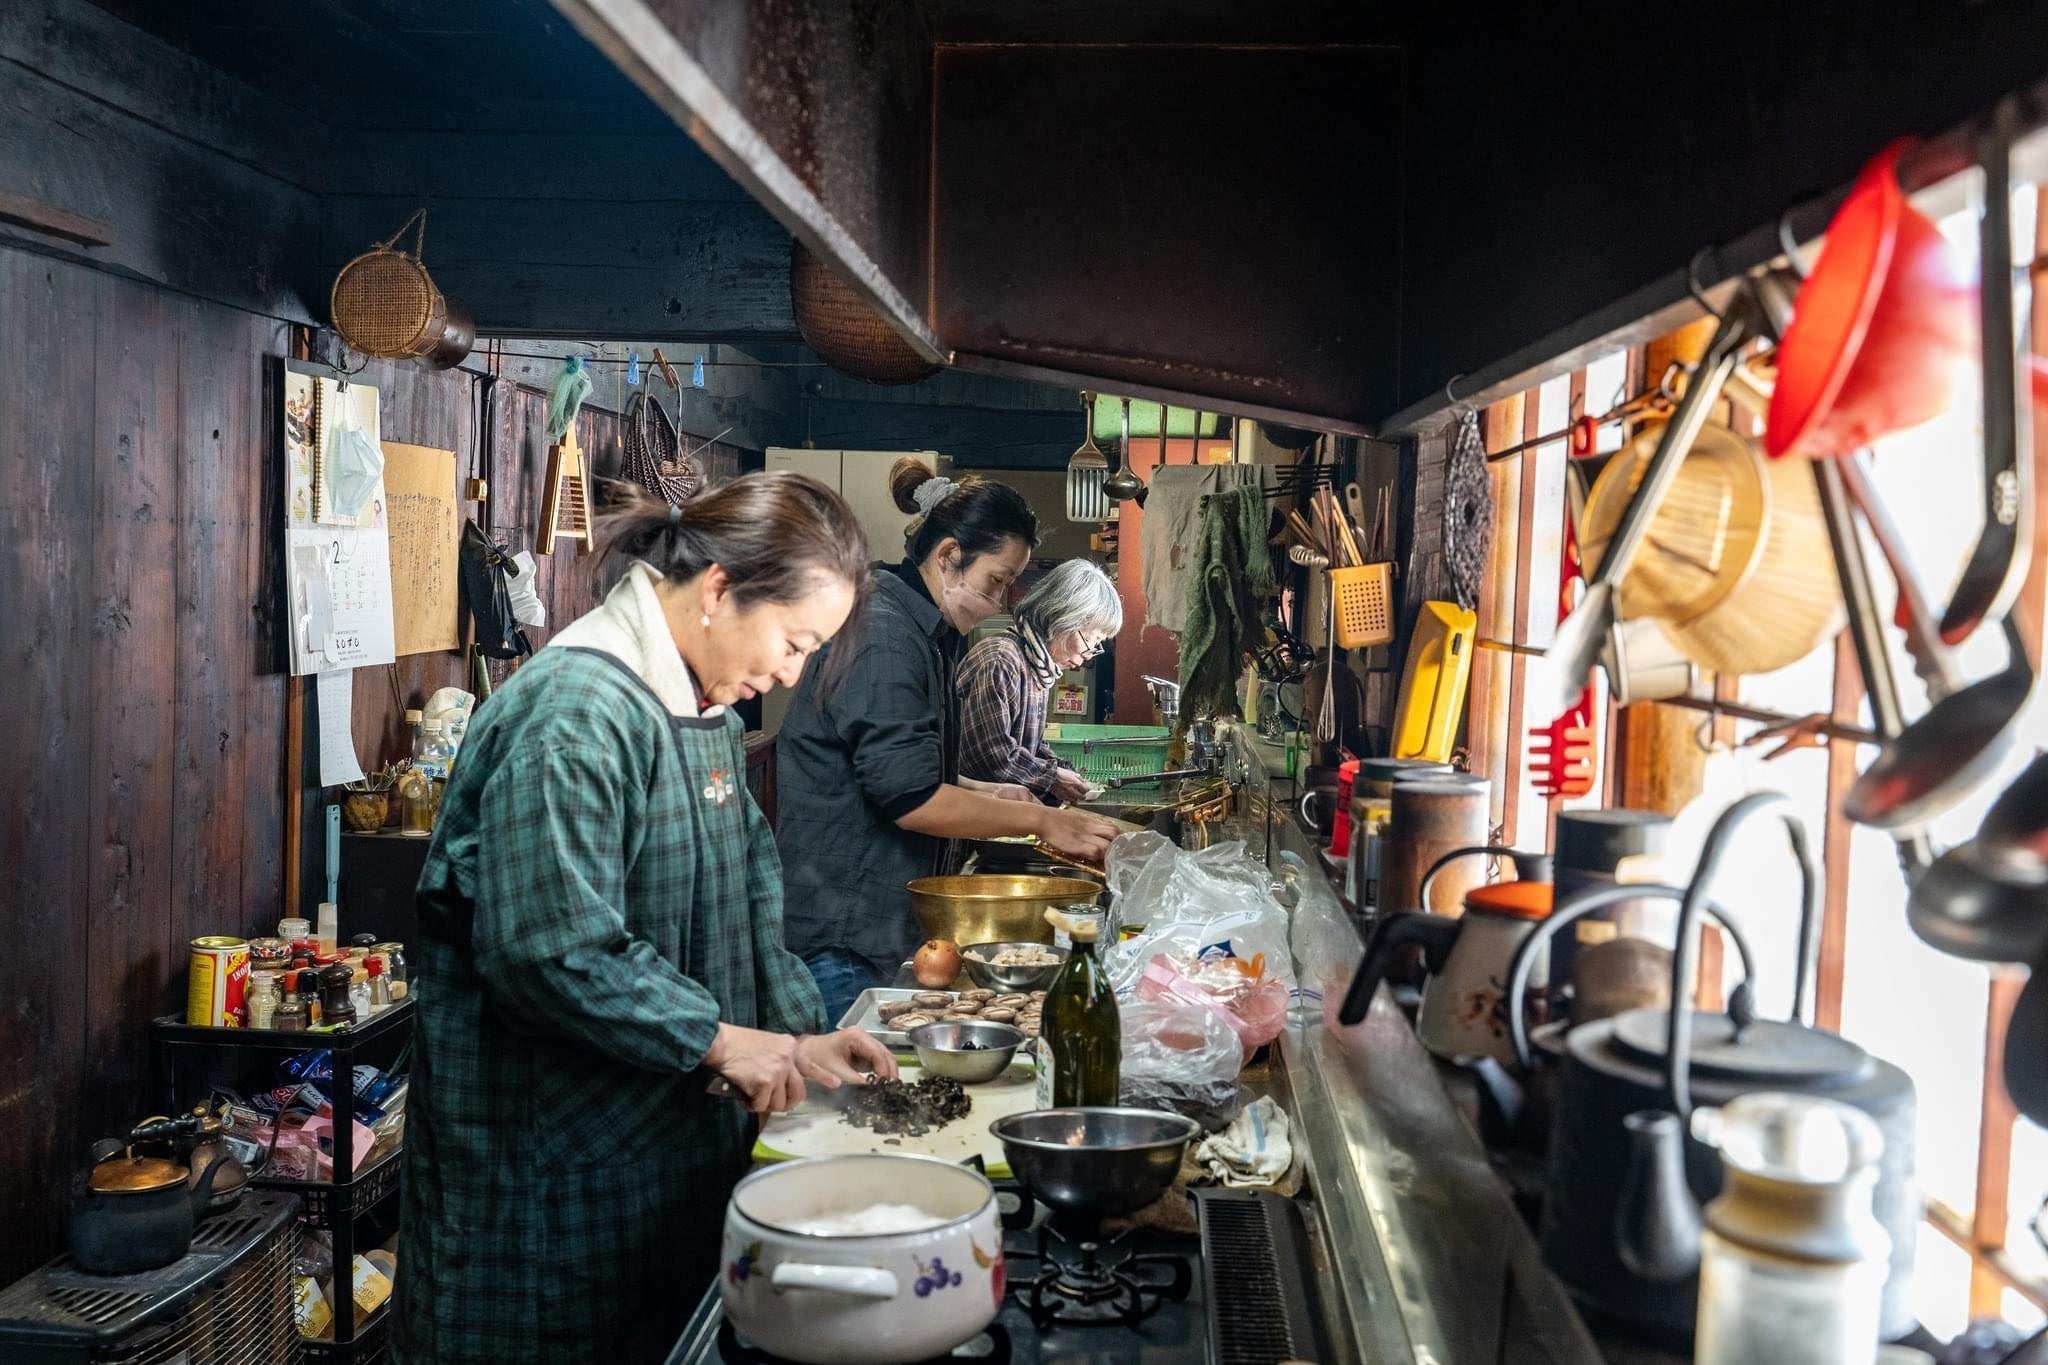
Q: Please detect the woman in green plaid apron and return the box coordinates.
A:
[396,477,896,1365]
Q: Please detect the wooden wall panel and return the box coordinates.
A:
[83,279,182,1147]
[0,251,97,1282]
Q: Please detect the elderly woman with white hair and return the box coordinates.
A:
[958,558,1124,805]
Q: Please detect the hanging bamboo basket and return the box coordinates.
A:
[330,208,474,370]
[789,240,939,385]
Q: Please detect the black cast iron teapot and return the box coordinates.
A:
[1509,793,1920,1348]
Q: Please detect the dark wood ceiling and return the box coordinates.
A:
[88,0,676,131]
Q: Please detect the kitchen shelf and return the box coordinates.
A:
[304,1298,392,1365]
[254,1145,406,1222]
[151,996,414,1050]
[152,997,413,1363]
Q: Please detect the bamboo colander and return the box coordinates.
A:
[1582,420,1839,675]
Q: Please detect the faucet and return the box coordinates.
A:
[1141,675,1181,729]
[1100,718,1222,789]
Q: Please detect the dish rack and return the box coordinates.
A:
[0,1191,302,1364]
[1044,724,1172,785]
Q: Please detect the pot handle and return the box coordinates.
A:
[769,1263,900,1300]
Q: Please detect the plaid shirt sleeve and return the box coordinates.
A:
[471,742,725,1074]
[958,637,1064,798]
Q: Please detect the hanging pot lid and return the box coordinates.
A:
[1607,1008,1872,1085]
[89,1151,189,1194]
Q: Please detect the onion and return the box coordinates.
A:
[913,938,963,988]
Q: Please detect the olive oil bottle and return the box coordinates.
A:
[1037,906,1120,1107]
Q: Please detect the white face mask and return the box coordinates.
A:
[327,422,385,517]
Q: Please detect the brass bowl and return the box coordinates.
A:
[906,875,1103,946]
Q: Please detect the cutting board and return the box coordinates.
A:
[752,1060,1040,1176]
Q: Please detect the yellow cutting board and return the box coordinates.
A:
[752,1060,1040,1176]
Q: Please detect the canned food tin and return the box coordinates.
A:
[187,936,251,1027]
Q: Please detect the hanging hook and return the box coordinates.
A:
[1444,374,1477,419]
[1775,206,1813,282]
[1686,245,1726,319]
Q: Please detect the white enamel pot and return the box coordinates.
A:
[720,1154,1005,1365]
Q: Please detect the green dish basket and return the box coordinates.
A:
[1044,723,1173,786]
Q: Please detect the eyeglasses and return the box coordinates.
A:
[1067,633,1109,660]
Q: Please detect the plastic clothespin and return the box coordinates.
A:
[691,355,706,388]
[627,352,641,386]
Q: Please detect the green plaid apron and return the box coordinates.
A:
[397,648,824,1365]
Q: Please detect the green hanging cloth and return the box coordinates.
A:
[1178,482,1276,725]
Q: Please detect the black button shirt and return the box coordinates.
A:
[775,562,965,979]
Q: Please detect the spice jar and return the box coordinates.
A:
[367,957,392,1011]
[371,942,408,1000]
[277,916,312,943]
[248,974,280,1030]
[248,937,293,973]
[274,994,310,1032]
[295,970,323,1027]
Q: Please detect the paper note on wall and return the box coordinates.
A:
[316,668,366,786]
[382,442,461,656]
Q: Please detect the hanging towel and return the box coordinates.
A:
[1178,482,1276,723]
[1143,466,1247,634]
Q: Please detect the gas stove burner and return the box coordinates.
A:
[714,1319,1010,1363]
[1008,1224,1193,1327]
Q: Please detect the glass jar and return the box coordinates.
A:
[372,941,408,999]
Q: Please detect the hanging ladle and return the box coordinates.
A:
[1940,96,2036,646]
[1104,396,1146,503]
[1902,750,2048,964]
[1844,104,2037,832]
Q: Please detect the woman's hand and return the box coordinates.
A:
[795,1028,901,1088]
[705,1023,807,1114]
[1051,767,1095,804]
[1037,805,1119,861]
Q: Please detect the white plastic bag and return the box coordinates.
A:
[1102,837,1295,995]
[1116,996,1243,1129]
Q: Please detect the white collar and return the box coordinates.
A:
[547,562,719,719]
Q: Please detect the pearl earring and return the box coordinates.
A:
[700,613,711,627]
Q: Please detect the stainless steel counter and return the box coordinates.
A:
[1266,812,1606,1364]
[1175,720,1602,1363]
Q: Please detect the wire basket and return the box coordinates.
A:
[1044,724,1172,784]
[1329,563,1394,648]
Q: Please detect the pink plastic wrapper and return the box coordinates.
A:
[1136,954,1288,1057]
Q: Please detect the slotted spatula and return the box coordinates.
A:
[1066,390,1109,523]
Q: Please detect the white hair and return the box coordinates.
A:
[1016,558,1123,643]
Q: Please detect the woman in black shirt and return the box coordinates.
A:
[775,458,1118,1019]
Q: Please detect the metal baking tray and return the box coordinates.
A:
[837,987,964,1048]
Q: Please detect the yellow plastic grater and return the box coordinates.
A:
[1392,601,1478,763]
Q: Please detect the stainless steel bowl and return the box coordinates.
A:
[959,941,1069,992]
[907,1021,1026,1084]
[988,1108,1202,1220]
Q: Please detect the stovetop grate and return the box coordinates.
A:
[1194,1189,1330,1365]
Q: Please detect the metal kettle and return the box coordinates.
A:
[1529,793,1920,1347]
[69,1139,227,1276]
[1337,847,1554,1044]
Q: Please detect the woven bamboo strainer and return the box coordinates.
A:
[1581,420,1838,675]
[330,209,473,369]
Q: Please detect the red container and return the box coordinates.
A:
[1327,759,1362,858]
